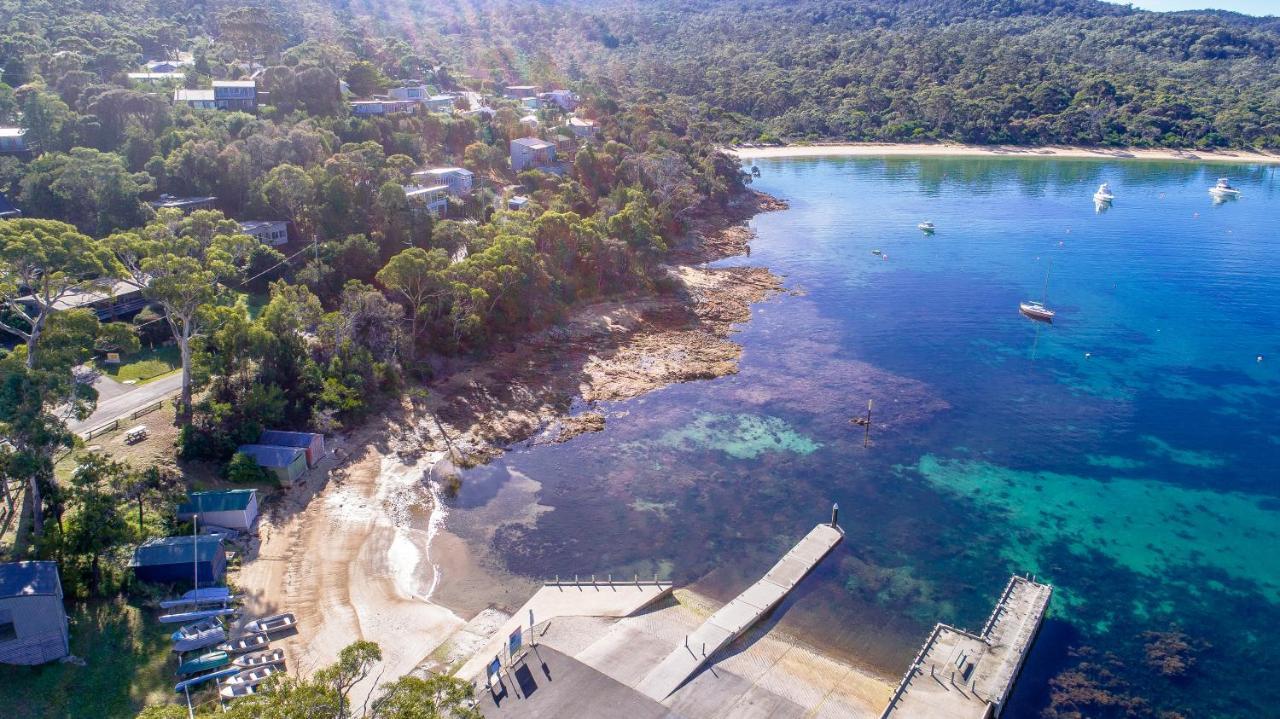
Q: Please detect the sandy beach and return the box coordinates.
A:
[732,142,1280,164]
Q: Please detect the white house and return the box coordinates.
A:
[350,99,418,116]
[568,117,599,139]
[0,128,27,154]
[519,114,540,130]
[176,489,259,531]
[403,184,450,218]
[510,137,556,173]
[240,220,289,247]
[388,85,432,102]
[411,167,474,197]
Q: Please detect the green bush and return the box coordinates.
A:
[226,451,273,485]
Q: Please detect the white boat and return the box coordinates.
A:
[159,587,239,609]
[159,607,238,624]
[1019,301,1056,322]
[917,221,935,232]
[222,664,280,689]
[171,618,226,652]
[1209,178,1241,196]
[218,682,262,699]
[233,647,286,669]
[1093,183,1114,202]
[243,613,297,635]
[219,633,271,654]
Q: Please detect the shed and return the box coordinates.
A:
[177,489,259,530]
[130,536,226,585]
[236,444,307,483]
[259,430,326,467]
[0,562,69,665]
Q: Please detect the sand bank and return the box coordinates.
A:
[732,142,1280,164]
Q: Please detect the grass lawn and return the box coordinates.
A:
[0,598,184,719]
[233,291,269,321]
[96,345,181,385]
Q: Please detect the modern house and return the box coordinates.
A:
[543,89,578,111]
[17,278,148,321]
[131,536,227,585]
[568,117,599,139]
[212,80,257,111]
[0,561,69,665]
[176,489,259,531]
[0,192,20,218]
[424,95,457,114]
[236,444,308,484]
[504,85,539,99]
[0,128,28,154]
[173,88,217,110]
[239,220,289,247]
[402,184,451,218]
[350,99,419,116]
[150,194,217,213]
[411,167,474,197]
[388,85,433,101]
[510,137,556,173]
[259,430,326,467]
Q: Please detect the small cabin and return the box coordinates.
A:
[0,561,70,665]
[131,536,227,585]
[236,444,308,484]
[239,220,289,247]
[259,430,325,468]
[177,489,259,530]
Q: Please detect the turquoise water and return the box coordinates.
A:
[448,156,1280,716]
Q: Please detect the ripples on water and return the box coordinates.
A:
[450,156,1280,717]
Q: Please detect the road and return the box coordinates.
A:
[68,372,183,437]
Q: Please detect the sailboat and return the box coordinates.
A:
[1020,262,1056,323]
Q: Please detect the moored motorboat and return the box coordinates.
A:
[233,647,286,669]
[174,667,239,694]
[242,613,297,636]
[1019,300,1056,322]
[219,632,271,653]
[177,650,230,676]
[171,618,226,652]
[1093,182,1114,202]
[917,221,935,232]
[1209,177,1241,196]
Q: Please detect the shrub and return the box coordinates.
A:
[226,451,273,484]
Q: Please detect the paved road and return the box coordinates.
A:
[68,372,183,437]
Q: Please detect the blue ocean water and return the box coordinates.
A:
[449,156,1280,716]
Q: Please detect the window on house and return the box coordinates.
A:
[0,608,16,642]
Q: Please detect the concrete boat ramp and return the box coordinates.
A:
[634,522,843,701]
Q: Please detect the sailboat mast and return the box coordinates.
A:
[1041,260,1053,303]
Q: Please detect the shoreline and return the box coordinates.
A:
[731,141,1280,164]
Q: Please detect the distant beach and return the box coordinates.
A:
[731,142,1280,164]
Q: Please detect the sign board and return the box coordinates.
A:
[486,657,502,683]
[105,352,122,364]
[508,627,523,657]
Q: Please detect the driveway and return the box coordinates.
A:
[69,372,183,437]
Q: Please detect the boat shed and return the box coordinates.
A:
[0,561,70,665]
[130,536,226,585]
[176,489,259,530]
[259,430,325,467]
[236,444,307,483]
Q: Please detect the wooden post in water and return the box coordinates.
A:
[864,399,873,447]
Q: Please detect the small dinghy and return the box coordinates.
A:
[159,606,238,624]
[223,664,280,689]
[917,221,935,233]
[243,613,297,636]
[172,618,226,652]
[160,587,239,609]
[174,667,239,694]
[219,632,271,654]
[233,647,285,669]
[177,650,230,676]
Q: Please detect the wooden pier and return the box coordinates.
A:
[879,575,1052,719]
[635,521,844,701]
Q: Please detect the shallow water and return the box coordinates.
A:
[448,156,1280,716]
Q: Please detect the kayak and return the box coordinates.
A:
[173,667,239,693]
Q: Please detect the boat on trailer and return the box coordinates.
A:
[243,613,297,635]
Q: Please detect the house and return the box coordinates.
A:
[212,80,257,111]
[508,195,530,211]
[128,72,186,85]
[510,137,556,173]
[568,117,598,139]
[504,85,539,99]
[350,99,419,116]
[259,430,326,467]
[0,192,20,218]
[0,128,28,154]
[424,95,457,114]
[150,194,217,213]
[388,85,432,102]
[236,444,308,484]
[402,184,450,218]
[521,97,542,111]
[177,489,259,531]
[411,167,474,197]
[543,89,578,111]
[519,114,539,130]
[173,88,217,110]
[131,536,227,585]
[17,278,148,321]
[145,59,191,73]
[239,220,289,247]
[0,561,69,665]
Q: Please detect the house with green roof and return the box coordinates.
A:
[130,536,226,585]
[176,489,259,530]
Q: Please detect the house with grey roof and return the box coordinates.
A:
[0,561,69,665]
[510,137,557,173]
[131,536,227,584]
[176,489,259,530]
[236,444,308,484]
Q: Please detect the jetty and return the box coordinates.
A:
[879,575,1053,719]
[634,519,844,701]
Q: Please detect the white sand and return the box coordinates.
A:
[731,142,1280,164]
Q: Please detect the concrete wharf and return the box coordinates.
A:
[634,521,844,701]
[879,575,1053,719]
